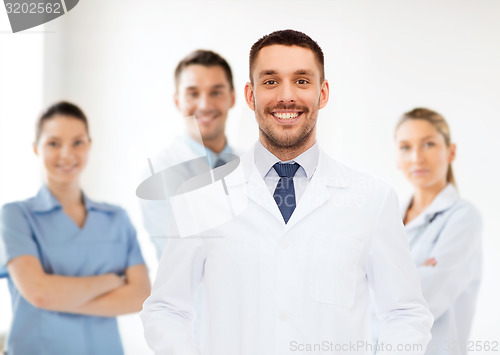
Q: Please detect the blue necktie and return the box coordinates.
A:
[273,162,300,224]
[213,158,226,168]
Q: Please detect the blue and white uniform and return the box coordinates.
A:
[403,184,482,355]
[0,185,145,355]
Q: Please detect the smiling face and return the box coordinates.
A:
[245,45,329,158]
[396,119,456,190]
[34,115,91,187]
[175,64,235,147]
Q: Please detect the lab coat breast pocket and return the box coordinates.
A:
[310,235,364,307]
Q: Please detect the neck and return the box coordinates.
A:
[190,133,227,154]
[45,179,83,207]
[411,181,448,212]
[202,136,226,154]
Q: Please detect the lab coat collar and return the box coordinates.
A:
[224,143,349,227]
[285,150,350,228]
[29,185,116,214]
[403,183,459,229]
[230,142,349,188]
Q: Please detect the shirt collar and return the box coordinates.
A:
[82,193,117,213]
[403,183,459,228]
[181,134,233,167]
[254,140,319,180]
[29,185,62,212]
[29,185,116,213]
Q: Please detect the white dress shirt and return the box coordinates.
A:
[141,142,433,355]
[254,140,319,203]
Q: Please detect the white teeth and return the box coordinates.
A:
[273,112,299,119]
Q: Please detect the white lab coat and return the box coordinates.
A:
[403,184,482,355]
[141,145,433,355]
[139,135,237,259]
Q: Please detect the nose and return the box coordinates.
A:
[411,147,424,162]
[277,82,296,104]
[198,93,213,111]
[60,144,75,159]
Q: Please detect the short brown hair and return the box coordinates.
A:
[249,29,325,83]
[174,50,234,91]
[35,101,89,144]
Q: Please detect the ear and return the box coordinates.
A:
[244,82,255,111]
[33,142,38,156]
[318,79,330,109]
[174,92,180,111]
[448,143,456,163]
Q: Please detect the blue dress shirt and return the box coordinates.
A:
[0,185,145,355]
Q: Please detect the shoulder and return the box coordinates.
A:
[445,197,482,227]
[1,200,31,220]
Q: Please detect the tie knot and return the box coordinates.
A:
[273,162,300,178]
[213,158,226,168]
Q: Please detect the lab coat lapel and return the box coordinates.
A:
[286,151,349,229]
[227,148,286,225]
[404,184,459,231]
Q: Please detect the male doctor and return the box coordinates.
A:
[141,30,433,354]
[140,50,237,259]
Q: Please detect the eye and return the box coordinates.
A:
[211,90,223,97]
[74,140,84,147]
[296,79,309,85]
[187,92,198,98]
[264,80,277,85]
[47,141,59,147]
[399,145,410,151]
[424,141,435,148]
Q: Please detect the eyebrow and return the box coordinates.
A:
[258,69,314,78]
[185,84,228,91]
[293,69,314,76]
[46,134,86,140]
[397,135,438,143]
[258,70,278,78]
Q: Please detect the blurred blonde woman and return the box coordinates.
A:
[395,108,482,355]
[0,101,151,355]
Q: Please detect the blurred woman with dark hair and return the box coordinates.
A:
[0,101,150,355]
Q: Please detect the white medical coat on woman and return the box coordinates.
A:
[141,143,433,355]
[403,184,482,355]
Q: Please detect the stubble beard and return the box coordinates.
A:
[257,104,318,156]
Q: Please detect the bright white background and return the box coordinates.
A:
[1,0,499,353]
